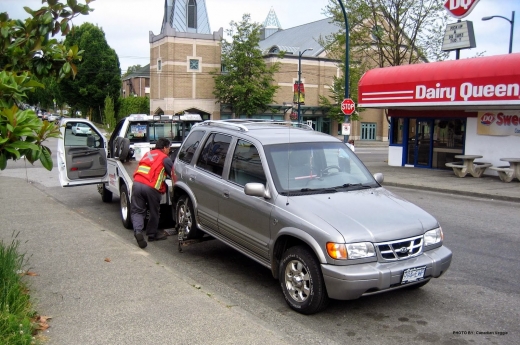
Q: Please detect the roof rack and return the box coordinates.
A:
[194,120,313,132]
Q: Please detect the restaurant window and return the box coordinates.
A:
[391,118,404,145]
[431,119,465,169]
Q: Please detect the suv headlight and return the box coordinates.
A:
[327,242,375,260]
[424,227,443,246]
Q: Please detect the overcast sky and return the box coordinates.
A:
[2,0,519,73]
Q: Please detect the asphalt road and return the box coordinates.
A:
[1,138,518,345]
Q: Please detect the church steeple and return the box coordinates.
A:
[261,7,282,40]
[161,0,211,34]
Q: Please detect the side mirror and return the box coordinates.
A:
[373,173,384,184]
[87,135,96,148]
[244,183,271,199]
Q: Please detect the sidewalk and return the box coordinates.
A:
[0,177,291,345]
[372,162,520,202]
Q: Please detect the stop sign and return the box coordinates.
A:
[341,98,355,115]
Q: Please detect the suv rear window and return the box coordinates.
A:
[178,130,205,163]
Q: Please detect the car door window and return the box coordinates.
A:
[178,130,205,163]
[65,122,102,148]
[229,140,266,186]
[196,133,232,177]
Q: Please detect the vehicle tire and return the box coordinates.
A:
[279,246,329,315]
[100,183,113,203]
[176,195,203,240]
[120,184,133,229]
[119,138,130,162]
[404,279,430,290]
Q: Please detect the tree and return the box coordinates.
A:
[211,14,280,118]
[118,96,150,120]
[104,95,116,130]
[58,23,121,123]
[319,0,449,121]
[122,64,143,78]
[0,0,92,171]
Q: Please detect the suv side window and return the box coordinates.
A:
[229,140,266,186]
[178,130,205,163]
[196,133,232,176]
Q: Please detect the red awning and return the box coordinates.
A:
[358,53,520,110]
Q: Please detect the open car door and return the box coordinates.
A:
[57,119,108,187]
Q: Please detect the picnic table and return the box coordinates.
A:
[445,155,492,178]
[489,158,520,182]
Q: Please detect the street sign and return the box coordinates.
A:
[341,98,355,115]
[443,0,480,19]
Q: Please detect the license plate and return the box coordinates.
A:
[401,266,426,284]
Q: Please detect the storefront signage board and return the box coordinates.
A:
[477,111,520,136]
[441,21,476,51]
[358,54,520,108]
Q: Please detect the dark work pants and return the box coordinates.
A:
[131,182,162,237]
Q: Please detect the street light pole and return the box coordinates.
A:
[297,48,313,124]
[337,0,351,143]
[482,11,515,54]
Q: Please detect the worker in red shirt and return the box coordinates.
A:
[131,138,174,249]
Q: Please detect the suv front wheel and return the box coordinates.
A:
[279,246,329,315]
[176,195,203,240]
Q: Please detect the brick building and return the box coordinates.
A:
[122,64,150,98]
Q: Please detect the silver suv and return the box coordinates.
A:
[173,120,452,314]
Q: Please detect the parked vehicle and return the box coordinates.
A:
[47,113,61,123]
[57,114,203,229]
[173,120,452,314]
[71,123,92,136]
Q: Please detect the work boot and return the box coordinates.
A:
[134,232,147,249]
[148,231,168,242]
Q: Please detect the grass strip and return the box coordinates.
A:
[0,235,41,345]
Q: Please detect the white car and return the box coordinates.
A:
[47,114,60,123]
[71,123,92,136]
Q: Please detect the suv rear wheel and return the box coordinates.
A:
[176,195,203,240]
[279,246,329,315]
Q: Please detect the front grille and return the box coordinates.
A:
[375,235,423,261]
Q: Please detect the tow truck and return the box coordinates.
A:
[57,113,203,229]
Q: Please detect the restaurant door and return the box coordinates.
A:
[407,119,432,167]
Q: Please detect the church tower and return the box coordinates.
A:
[149,0,223,118]
[261,7,282,40]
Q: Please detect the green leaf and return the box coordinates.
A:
[40,146,53,171]
[11,141,40,151]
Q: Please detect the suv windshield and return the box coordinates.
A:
[264,142,378,194]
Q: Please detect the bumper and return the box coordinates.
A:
[321,245,452,300]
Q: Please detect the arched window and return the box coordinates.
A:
[188,0,197,29]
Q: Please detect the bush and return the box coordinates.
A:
[0,236,40,345]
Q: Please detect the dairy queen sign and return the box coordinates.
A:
[358,54,520,108]
[444,0,481,19]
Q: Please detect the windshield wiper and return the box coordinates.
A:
[334,183,373,190]
[300,187,338,193]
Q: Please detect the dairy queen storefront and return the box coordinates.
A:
[358,53,520,175]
